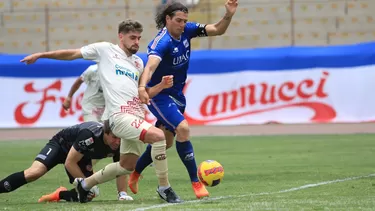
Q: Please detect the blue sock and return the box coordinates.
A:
[135,144,153,174]
[176,140,199,182]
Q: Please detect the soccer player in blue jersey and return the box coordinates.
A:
[128,0,238,199]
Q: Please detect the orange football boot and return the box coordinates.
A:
[192,181,209,199]
[128,171,141,194]
[38,186,67,203]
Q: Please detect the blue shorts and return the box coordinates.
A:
[148,94,186,135]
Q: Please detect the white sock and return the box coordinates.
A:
[158,185,170,192]
[81,179,91,191]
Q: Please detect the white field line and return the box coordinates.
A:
[130,173,375,211]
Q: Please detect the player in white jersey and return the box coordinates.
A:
[20,19,181,204]
[62,64,106,122]
[62,64,133,201]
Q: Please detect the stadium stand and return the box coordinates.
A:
[0,0,374,53]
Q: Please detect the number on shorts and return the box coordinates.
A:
[46,148,52,155]
[131,119,144,129]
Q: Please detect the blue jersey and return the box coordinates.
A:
[147,22,208,100]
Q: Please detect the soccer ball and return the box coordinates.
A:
[197,160,224,187]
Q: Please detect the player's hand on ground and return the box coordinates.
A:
[62,97,72,110]
[20,53,42,64]
[138,87,150,105]
[161,75,174,89]
[118,191,134,201]
[225,0,238,16]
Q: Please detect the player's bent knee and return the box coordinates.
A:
[144,126,165,144]
[119,153,138,171]
[166,136,174,149]
[166,141,173,149]
[24,161,48,182]
[24,169,44,182]
[176,120,190,141]
[165,130,175,149]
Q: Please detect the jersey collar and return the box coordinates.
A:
[115,44,133,58]
[165,27,181,42]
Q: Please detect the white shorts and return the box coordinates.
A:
[109,113,152,156]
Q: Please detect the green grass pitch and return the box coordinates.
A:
[0,134,374,210]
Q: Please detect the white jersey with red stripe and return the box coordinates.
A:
[80,42,145,118]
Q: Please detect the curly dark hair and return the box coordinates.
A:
[155,1,188,30]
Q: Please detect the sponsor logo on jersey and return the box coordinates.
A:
[115,64,139,81]
[173,50,190,66]
[85,137,94,146]
[183,39,189,48]
[134,60,141,69]
[113,54,120,59]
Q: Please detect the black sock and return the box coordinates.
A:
[0,171,27,193]
[59,188,78,202]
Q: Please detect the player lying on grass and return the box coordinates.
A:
[0,121,130,202]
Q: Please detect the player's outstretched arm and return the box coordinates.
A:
[20,49,83,64]
[205,0,238,36]
[146,75,173,99]
[65,147,86,178]
[138,56,162,104]
[63,77,84,110]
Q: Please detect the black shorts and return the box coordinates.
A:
[35,140,94,184]
[34,140,66,171]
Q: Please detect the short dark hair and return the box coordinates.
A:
[118,19,143,34]
[155,1,188,30]
[103,119,111,134]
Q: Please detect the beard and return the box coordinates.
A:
[128,46,139,54]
